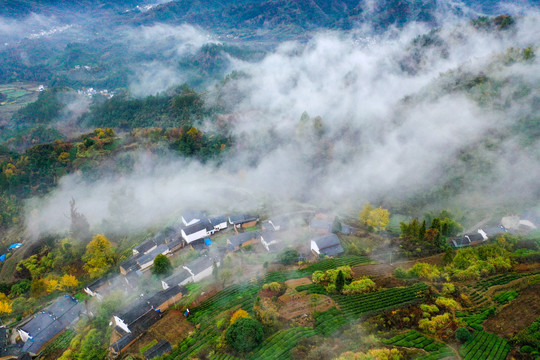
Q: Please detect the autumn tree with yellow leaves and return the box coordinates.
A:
[83,234,116,279]
[0,293,12,314]
[359,203,390,231]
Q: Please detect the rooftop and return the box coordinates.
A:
[137,244,169,266]
[144,340,172,359]
[117,297,153,326]
[320,244,344,257]
[185,255,215,275]
[229,214,259,225]
[182,219,213,236]
[311,233,341,250]
[147,285,187,308]
[228,231,260,247]
[163,269,192,286]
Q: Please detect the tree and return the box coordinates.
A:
[230,309,249,325]
[220,269,232,287]
[60,274,79,290]
[152,254,172,276]
[455,327,472,343]
[0,293,12,314]
[360,203,390,231]
[335,270,345,293]
[70,198,90,241]
[278,248,299,265]
[83,234,115,279]
[332,217,342,233]
[225,317,263,352]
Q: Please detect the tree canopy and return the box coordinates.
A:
[83,234,115,279]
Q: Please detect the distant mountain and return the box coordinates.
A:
[126,0,534,38]
[0,0,143,17]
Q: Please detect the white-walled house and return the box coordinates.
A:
[181,211,206,226]
[161,269,193,290]
[137,244,171,271]
[310,234,344,257]
[181,220,214,244]
[183,255,219,283]
[209,216,228,231]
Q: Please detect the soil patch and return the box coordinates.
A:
[352,254,443,279]
[483,283,540,338]
[285,278,312,288]
[278,294,335,320]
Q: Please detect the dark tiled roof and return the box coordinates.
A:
[111,333,135,353]
[465,233,484,242]
[147,286,186,308]
[320,244,344,256]
[134,239,157,254]
[20,295,82,355]
[310,218,331,231]
[261,231,279,242]
[229,214,259,225]
[120,255,141,270]
[137,244,169,266]
[183,219,213,236]
[483,227,507,237]
[163,269,192,287]
[85,275,111,292]
[166,238,183,251]
[209,216,227,225]
[144,340,172,359]
[312,234,341,249]
[228,231,260,247]
[182,211,206,224]
[129,310,161,334]
[185,256,214,275]
[117,298,153,326]
[452,237,471,247]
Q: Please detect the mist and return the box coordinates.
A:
[24,11,540,239]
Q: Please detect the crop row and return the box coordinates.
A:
[295,283,326,294]
[313,307,348,336]
[473,273,523,291]
[414,346,454,360]
[383,330,445,351]
[250,327,316,360]
[492,290,519,305]
[459,331,510,360]
[189,283,259,324]
[210,354,240,360]
[333,283,428,318]
[456,307,496,331]
[41,329,76,355]
[303,256,372,272]
[164,323,219,360]
[263,270,307,283]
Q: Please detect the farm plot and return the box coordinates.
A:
[303,256,372,272]
[473,273,525,292]
[313,307,349,336]
[332,283,428,319]
[188,283,259,324]
[414,347,455,360]
[249,327,316,360]
[382,330,446,352]
[492,290,519,305]
[459,331,510,360]
[456,307,496,331]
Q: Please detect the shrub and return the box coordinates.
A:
[278,248,299,265]
[225,317,263,352]
[435,297,461,312]
[342,277,376,295]
[455,327,472,343]
[442,283,455,295]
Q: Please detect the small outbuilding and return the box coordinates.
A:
[310,234,344,257]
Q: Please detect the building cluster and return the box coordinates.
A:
[452,212,538,248]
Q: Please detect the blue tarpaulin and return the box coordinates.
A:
[0,254,5,262]
[8,243,22,250]
[204,238,212,246]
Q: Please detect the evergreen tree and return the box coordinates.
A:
[152,254,173,276]
[335,270,345,294]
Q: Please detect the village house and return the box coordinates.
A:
[309,218,332,234]
[183,255,219,283]
[147,285,187,312]
[181,220,214,245]
[120,255,142,276]
[113,297,154,334]
[209,215,228,231]
[228,214,259,229]
[83,275,112,301]
[161,269,193,290]
[227,231,261,251]
[136,244,171,271]
[310,234,344,257]
[452,231,486,248]
[143,340,172,360]
[260,231,284,252]
[18,295,84,356]
[181,210,206,226]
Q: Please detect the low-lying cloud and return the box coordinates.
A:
[25,11,540,239]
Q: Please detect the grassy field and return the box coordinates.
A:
[0,83,40,124]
